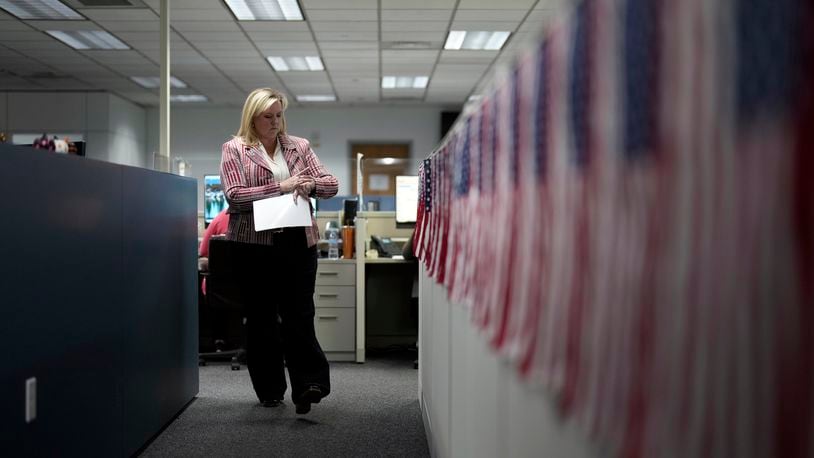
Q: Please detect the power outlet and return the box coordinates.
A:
[25,377,36,423]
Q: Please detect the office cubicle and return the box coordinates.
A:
[0,143,198,456]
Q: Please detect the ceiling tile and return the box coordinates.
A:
[254,41,319,54]
[172,21,240,32]
[199,49,259,58]
[438,50,498,63]
[382,31,445,42]
[102,21,160,32]
[244,31,314,41]
[458,0,536,8]
[448,20,522,30]
[305,10,377,21]
[381,21,448,32]
[239,22,311,32]
[382,50,439,61]
[301,0,376,8]
[277,72,331,85]
[453,10,528,21]
[382,62,435,74]
[77,8,158,21]
[317,41,378,50]
[314,30,377,41]
[381,0,456,8]
[310,21,378,32]
[381,10,452,21]
[165,9,232,21]
[0,30,51,41]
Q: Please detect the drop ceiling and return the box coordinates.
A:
[0,0,571,107]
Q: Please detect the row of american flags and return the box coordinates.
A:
[413,0,813,457]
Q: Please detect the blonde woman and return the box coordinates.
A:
[220,88,338,414]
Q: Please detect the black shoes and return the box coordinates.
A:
[261,399,283,407]
[295,385,322,415]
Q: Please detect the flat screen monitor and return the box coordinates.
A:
[395,175,419,228]
[204,174,229,225]
[343,199,358,226]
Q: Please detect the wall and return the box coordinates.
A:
[0,91,149,168]
[145,105,444,213]
[419,265,601,458]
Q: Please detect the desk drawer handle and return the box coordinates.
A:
[318,272,339,276]
[318,293,339,298]
[318,315,338,320]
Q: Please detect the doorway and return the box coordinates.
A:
[349,143,410,196]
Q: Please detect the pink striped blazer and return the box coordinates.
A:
[220,134,338,247]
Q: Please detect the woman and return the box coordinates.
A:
[220,88,338,414]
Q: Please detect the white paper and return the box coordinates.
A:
[252,194,312,232]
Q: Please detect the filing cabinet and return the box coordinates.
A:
[314,259,356,361]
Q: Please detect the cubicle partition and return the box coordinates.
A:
[0,143,199,455]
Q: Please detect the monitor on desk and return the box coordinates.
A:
[204,174,229,226]
[395,175,418,228]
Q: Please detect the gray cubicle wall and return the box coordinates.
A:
[0,143,199,455]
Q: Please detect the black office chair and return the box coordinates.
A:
[199,237,246,370]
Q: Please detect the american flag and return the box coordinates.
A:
[413,0,813,455]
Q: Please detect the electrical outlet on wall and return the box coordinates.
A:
[25,377,36,423]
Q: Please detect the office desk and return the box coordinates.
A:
[364,258,418,351]
[353,213,417,362]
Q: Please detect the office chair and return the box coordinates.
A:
[199,237,246,370]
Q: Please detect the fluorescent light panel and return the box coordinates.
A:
[444,31,510,50]
[381,76,429,89]
[171,95,207,102]
[267,56,324,71]
[296,95,336,102]
[47,30,129,50]
[131,76,187,89]
[225,0,303,20]
[0,0,82,20]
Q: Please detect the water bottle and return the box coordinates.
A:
[327,228,339,260]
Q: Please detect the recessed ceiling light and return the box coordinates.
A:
[0,0,82,20]
[296,95,336,102]
[382,76,429,89]
[170,95,207,102]
[444,31,511,50]
[224,0,303,21]
[46,30,129,50]
[131,76,187,89]
[267,56,324,72]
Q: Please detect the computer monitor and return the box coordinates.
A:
[204,174,229,226]
[395,175,419,228]
[343,199,358,226]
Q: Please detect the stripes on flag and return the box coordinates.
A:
[413,0,813,456]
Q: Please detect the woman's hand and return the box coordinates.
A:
[279,175,307,193]
[295,178,316,200]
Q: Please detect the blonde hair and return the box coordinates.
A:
[235,88,288,145]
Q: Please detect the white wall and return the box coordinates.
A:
[146,105,445,213]
[419,265,601,458]
[0,91,148,168]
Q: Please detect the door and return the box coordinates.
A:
[350,143,410,196]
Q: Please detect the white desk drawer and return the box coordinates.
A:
[314,307,355,352]
[314,286,355,308]
[315,262,355,286]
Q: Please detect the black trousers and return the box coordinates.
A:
[230,229,330,404]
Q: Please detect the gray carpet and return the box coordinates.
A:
[140,354,429,458]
